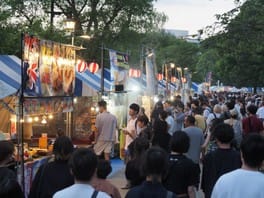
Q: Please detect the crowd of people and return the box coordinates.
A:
[0,92,264,198]
[121,92,264,198]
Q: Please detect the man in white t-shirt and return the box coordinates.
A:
[211,134,264,198]
[53,148,110,198]
[123,103,140,154]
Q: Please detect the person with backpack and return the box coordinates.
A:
[125,147,177,198]
[163,131,200,198]
[201,123,241,198]
[202,104,223,154]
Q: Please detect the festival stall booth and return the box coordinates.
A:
[72,63,110,145]
[0,54,100,196]
[11,34,77,196]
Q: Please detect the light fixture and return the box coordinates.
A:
[63,17,76,45]
[48,114,53,119]
[91,107,95,111]
[79,34,92,40]
[147,52,154,58]
[170,63,175,68]
[64,18,75,31]
[34,117,39,122]
[73,98,78,103]
[41,116,47,124]
[28,117,33,123]
[153,96,159,103]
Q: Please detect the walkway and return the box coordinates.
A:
[109,158,205,198]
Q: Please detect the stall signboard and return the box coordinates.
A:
[109,49,129,86]
[23,97,73,115]
[23,34,76,97]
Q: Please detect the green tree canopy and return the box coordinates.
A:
[199,0,264,88]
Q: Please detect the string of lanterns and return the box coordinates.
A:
[76,60,99,74]
[156,73,178,83]
[129,68,141,78]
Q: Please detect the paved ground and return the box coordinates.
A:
[108,158,204,198]
[108,159,128,198]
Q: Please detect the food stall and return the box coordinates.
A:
[15,34,77,196]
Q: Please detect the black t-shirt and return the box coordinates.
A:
[125,157,145,187]
[29,160,74,198]
[153,120,168,134]
[201,148,241,198]
[163,154,200,195]
[125,181,177,198]
[152,132,171,153]
[0,167,24,198]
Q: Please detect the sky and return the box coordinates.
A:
[154,0,238,35]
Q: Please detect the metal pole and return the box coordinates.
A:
[71,32,74,46]
[165,64,168,98]
[100,43,104,97]
[50,0,54,32]
[19,33,25,193]
[140,45,144,92]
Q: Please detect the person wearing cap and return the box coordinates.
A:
[94,100,118,161]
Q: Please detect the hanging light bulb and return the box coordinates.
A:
[73,97,78,103]
[28,117,33,123]
[41,116,47,124]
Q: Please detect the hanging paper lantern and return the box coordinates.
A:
[76,60,87,73]
[135,70,141,78]
[129,69,141,78]
[129,68,134,77]
[88,62,99,74]
[171,76,177,83]
[157,73,163,81]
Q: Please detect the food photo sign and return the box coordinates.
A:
[23,34,76,97]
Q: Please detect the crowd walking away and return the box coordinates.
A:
[0,92,264,198]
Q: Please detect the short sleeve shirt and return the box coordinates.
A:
[163,154,200,194]
[124,118,137,149]
[95,112,117,141]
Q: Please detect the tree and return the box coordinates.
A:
[0,0,167,62]
[199,0,264,88]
